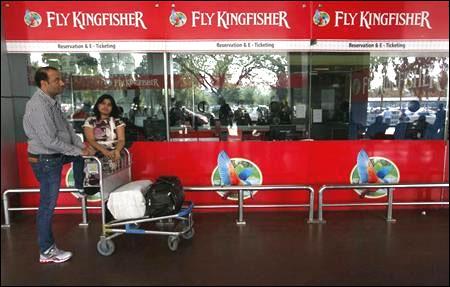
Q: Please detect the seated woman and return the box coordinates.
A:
[82,94,126,191]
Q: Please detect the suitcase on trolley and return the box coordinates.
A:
[98,177,193,256]
[107,180,152,220]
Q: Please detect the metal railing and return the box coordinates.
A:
[184,185,315,225]
[1,148,132,228]
[315,183,449,224]
[3,168,448,228]
[2,188,88,228]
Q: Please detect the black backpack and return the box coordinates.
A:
[145,176,185,217]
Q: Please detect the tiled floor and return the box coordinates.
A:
[2,209,449,285]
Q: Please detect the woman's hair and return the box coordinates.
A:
[93,94,120,119]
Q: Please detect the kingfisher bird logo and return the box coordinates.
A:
[24,9,42,27]
[169,9,187,27]
[211,151,263,201]
[350,149,400,199]
[312,9,330,27]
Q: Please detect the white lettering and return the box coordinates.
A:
[192,11,215,27]
[47,12,56,27]
[217,11,290,29]
[335,11,343,27]
[348,12,358,25]
[217,11,227,28]
[359,11,432,29]
[192,11,200,27]
[279,11,290,29]
[47,12,70,27]
[61,13,70,25]
[72,12,83,29]
[335,11,358,26]
[135,12,147,29]
[360,11,371,29]
[45,11,148,30]
[205,12,215,25]
[421,11,431,29]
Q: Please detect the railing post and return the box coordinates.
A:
[307,187,314,224]
[386,187,397,223]
[236,189,246,225]
[2,192,11,228]
[316,187,327,224]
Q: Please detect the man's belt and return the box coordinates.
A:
[28,153,63,159]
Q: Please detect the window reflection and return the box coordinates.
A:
[365,55,448,140]
[29,52,167,142]
[310,53,448,140]
[169,52,309,141]
[23,52,447,143]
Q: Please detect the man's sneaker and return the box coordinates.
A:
[39,245,73,263]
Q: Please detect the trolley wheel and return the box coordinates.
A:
[181,227,195,240]
[168,236,180,251]
[97,239,115,256]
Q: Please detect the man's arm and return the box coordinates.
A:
[27,105,83,156]
[67,119,85,149]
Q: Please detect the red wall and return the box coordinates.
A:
[16,140,449,211]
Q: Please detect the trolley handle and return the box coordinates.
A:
[177,201,194,217]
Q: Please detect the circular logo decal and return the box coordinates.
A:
[313,9,330,27]
[24,10,42,28]
[211,156,263,201]
[169,10,187,27]
[350,156,400,199]
[66,167,101,202]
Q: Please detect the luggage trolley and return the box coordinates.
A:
[83,148,195,255]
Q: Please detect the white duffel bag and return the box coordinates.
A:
[107,179,152,220]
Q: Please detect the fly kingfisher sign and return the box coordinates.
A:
[333,11,432,29]
[45,11,148,30]
[190,11,292,29]
[310,1,447,38]
[2,1,448,52]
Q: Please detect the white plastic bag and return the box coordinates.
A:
[107,180,152,220]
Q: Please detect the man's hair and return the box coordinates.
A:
[34,66,59,88]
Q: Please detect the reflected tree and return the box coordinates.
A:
[100,53,135,76]
[41,53,98,75]
[173,54,287,102]
[370,56,448,102]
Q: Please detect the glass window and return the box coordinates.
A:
[168,52,309,141]
[310,52,448,140]
[310,53,370,140]
[365,54,448,140]
[11,51,448,143]
[26,52,166,144]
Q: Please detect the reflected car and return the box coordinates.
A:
[405,108,436,124]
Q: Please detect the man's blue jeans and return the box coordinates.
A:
[30,155,84,254]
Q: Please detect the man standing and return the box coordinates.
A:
[23,67,93,263]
